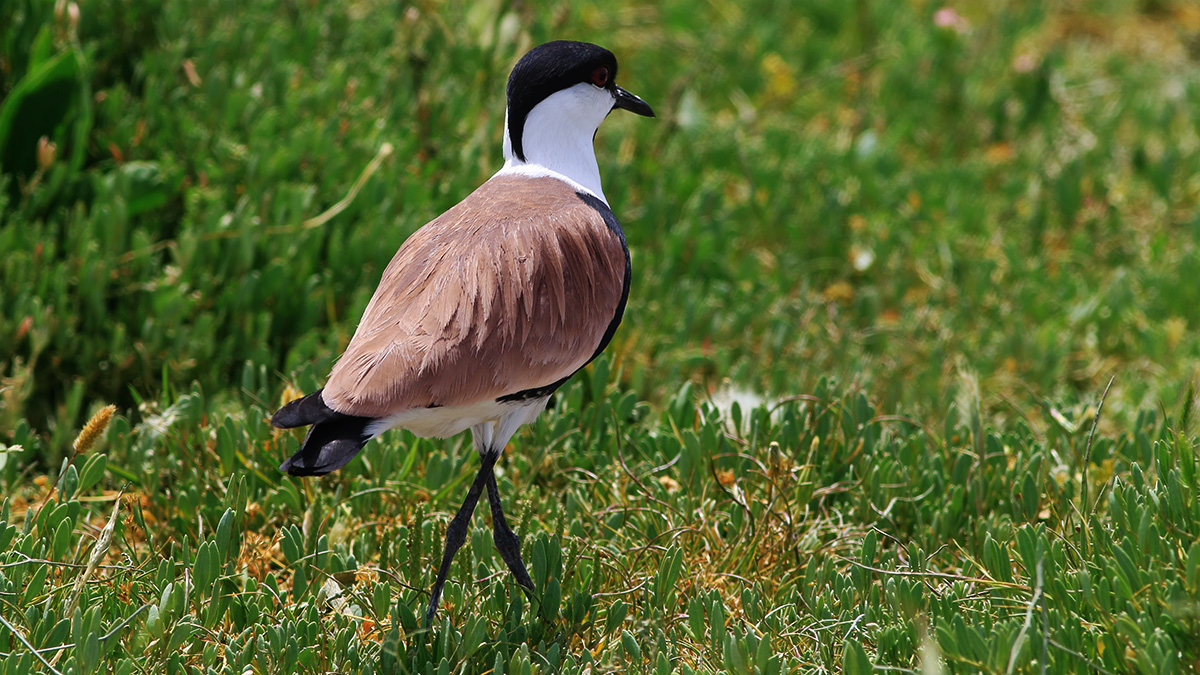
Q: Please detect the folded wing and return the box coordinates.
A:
[323,175,630,418]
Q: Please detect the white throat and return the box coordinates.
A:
[495,83,613,204]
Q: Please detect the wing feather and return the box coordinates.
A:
[323,175,628,417]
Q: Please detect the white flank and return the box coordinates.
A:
[366,396,551,454]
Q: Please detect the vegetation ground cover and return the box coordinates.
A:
[1,0,1199,673]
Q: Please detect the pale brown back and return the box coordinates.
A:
[323,175,628,417]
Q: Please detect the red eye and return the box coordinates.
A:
[591,66,610,87]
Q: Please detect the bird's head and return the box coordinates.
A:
[503,40,654,168]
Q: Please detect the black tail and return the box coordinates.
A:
[272,389,374,476]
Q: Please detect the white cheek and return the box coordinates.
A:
[553,83,616,127]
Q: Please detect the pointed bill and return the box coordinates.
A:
[613,85,654,117]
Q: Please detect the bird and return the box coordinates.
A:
[270,40,654,625]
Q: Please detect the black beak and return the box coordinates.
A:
[613,85,655,117]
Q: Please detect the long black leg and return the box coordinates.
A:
[485,472,534,591]
[425,452,499,626]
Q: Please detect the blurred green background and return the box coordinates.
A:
[2,1,1200,673]
[4,0,1196,455]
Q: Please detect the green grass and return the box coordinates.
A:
[2,0,1200,672]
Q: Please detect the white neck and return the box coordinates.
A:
[494,83,613,204]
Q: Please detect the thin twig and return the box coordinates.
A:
[1082,376,1115,527]
[1048,639,1120,675]
[100,603,153,641]
[1006,557,1043,675]
[836,557,1031,591]
[297,142,394,230]
[0,642,74,657]
[1040,562,1049,675]
[0,613,65,675]
[0,554,138,573]
[868,414,942,444]
[616,443,683,517]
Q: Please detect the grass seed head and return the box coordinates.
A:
[74,404,116,454]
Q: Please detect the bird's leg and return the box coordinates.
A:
[485,471,534,591]
[425,451,499,626]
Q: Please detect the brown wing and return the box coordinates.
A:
[322,175,628,418]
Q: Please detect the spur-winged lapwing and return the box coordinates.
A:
[271,40,654,624]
